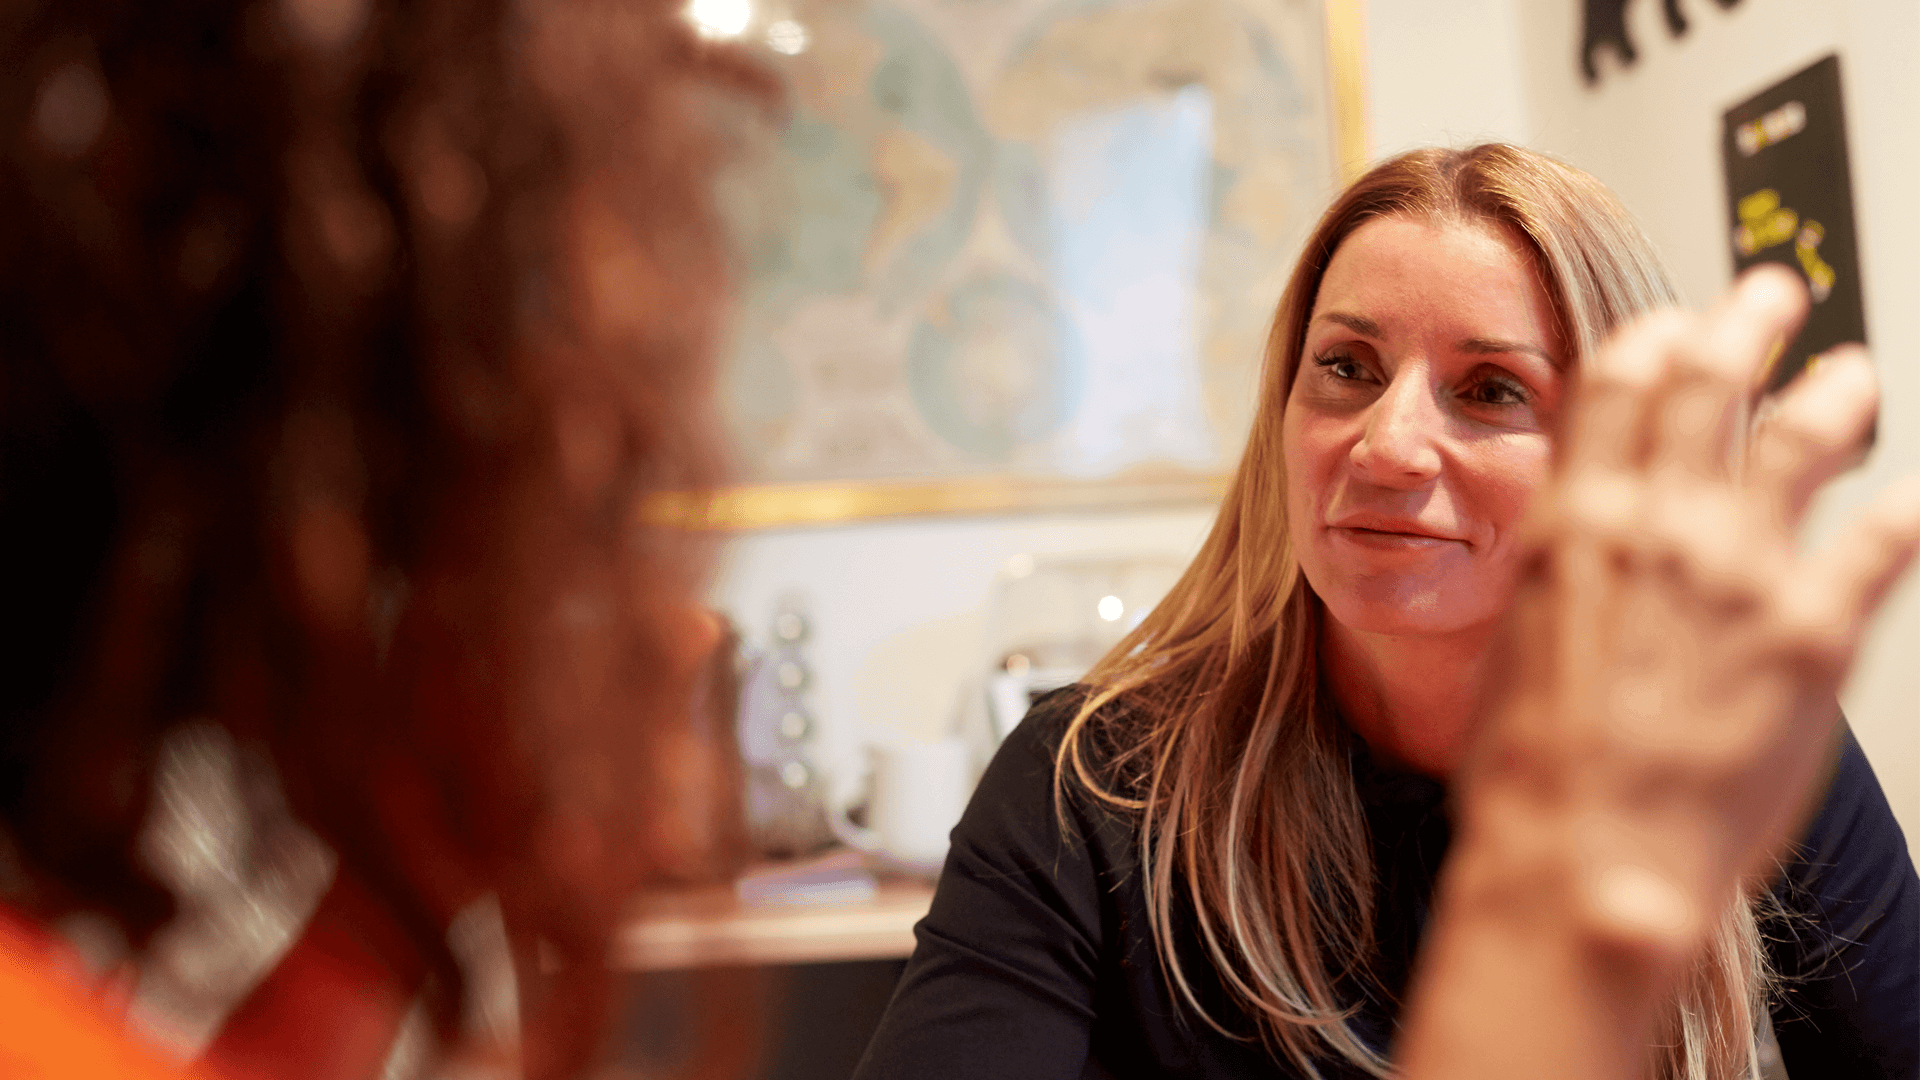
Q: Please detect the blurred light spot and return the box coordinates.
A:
[1097,595,1124,622]
[585,240,662,338]
[780,760,811,789]
[136,723,334,1053]
[555,405,619,503]
[775,660,807,690]
[688,0,752,39]
[774,610,808,643]
[1004,553,1035,578]
[766,19,809,54]
[176,207,242,293]
[778,710,810,741]
[1589,863,1693,942]
[281,0,369,50]
[1003,652,1031,676]
[417,143,487,228]
[316,190,392,275]
[445,894,519,1048]
[377,999,435,1080]
[33,62,109,158]
[292,502,371,630]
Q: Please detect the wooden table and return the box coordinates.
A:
[614,859,936,970]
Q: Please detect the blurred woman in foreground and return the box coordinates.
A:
[0,0,764,1077]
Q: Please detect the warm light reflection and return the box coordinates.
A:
[686,0,751,39]
[766,19,809,54]
[32,62,109,158]
[779,760,810,789]
[1097,595,1123,622]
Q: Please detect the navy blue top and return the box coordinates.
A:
[853,691,1918,1080]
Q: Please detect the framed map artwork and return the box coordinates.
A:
[689,0,1365,527]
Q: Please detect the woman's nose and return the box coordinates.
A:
[1349,369,1443,486]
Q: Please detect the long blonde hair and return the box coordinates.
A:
[1056,145,1768,1080]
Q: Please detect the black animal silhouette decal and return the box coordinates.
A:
[1583,0,1745,84]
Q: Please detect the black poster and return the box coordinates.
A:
[1721,54,1867,392]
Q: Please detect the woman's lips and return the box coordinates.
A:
[1328,525,1463,551]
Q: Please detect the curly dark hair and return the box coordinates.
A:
[0,0,768,1073]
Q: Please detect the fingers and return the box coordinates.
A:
[1827,475,1920,622]
[1748,346,1879,525]
[1651,267,1809,480]
[1699,264,1810,389]
[1781,476,1920,671]
[1570,311,1690,475]
[1573,267,1809,480]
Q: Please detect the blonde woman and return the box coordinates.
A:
[853,145,1918,1080]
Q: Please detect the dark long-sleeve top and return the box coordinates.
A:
[854,691,1919,1080]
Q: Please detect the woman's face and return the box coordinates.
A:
[1283,215,1567,640]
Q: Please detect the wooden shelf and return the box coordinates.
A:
[614,862,935,971]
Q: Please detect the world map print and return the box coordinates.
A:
[722,0,1334,485]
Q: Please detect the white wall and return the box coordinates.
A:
[1365,0,1531,154]
[1512,0,1920,855]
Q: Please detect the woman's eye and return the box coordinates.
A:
[1466,376,1531,406]
[1314,353,1370,382]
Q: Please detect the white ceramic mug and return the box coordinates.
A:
[830,738,971,875]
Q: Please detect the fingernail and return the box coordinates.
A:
[1740,262,1808,302]
[1807,346,1874,389]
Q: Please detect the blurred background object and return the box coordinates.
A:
[980,553,1187,742]
[825,737,970,875]
[736,597,837,859]
[131,726,334,1057]
[711,510,1214,818]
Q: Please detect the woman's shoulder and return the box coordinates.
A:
[976,685,1087,803]
[998,685,1089,756]
[1772,720,1916,933]
[975,684,1151,839]
[1765,720,1919,1076]
[996,684,1148,786]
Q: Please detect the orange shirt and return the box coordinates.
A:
[0,908,204,1080]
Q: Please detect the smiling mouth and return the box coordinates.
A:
[1332,526,1462,548]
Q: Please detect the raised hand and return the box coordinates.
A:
[1469,265,1917,962]
[1399,266,1920,1080]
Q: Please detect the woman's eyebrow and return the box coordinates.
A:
[1316,312,1379,336]
[1460,336,1565,369]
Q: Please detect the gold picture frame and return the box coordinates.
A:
[645,470,1236,531]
